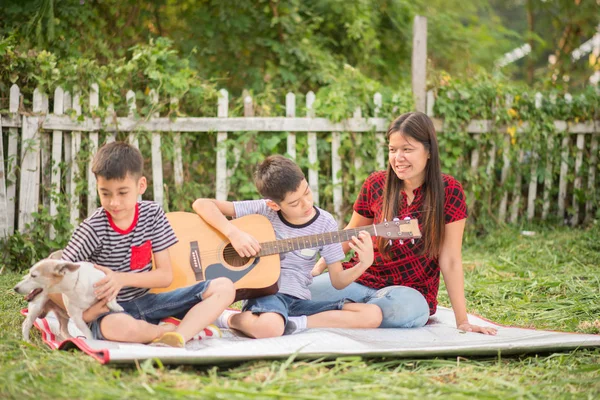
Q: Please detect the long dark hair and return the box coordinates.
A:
[377,112,445,259]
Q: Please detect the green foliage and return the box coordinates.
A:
[1,224,600,398]
[432,72,599,226]
[0,200,72,272]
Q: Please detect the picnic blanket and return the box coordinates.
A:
[24,308,600,365]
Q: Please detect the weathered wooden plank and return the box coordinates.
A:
[527,93,543,221]
[150,90,164,207]
[105,103,116,143]
[39,115,390,133]
[433,119,600,134]
[0,114,21,128]
[126,90,138,148]
[0,115,7,237]
[498,133,511,223]
[412,15,427,113]
[353,107,363,188]
[6,84,20,234]
[585,135,598,223]
[541,135,554,220]
[49,87,64,239]
[216,89,229,201]
[63,92,73,214]
[171,98,183,189]
[467,133,481,211]
[40,93,51,210]
[87,84,99,216]
[18,89,43,231]
[69,91,82,227]
[509,150,524,224]
[225,93,247,193]
[374,93,385,170]
[306,92,319,205]
[571,133,585,225]
[332,131,342,226]
[286,92,296,160]
[7,113,599,135]
[558,135,570,222]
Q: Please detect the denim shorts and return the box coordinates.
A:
[309,273,430,328]
[242,292,348,325]
[89,280,210,340]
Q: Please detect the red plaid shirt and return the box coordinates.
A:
[344,171,468,315]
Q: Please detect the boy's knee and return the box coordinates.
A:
[250,313,285,338]
[206,278,236,303]
[364,304,383,328]
[100,313,140,340]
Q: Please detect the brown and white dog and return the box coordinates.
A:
[14,251,124,341]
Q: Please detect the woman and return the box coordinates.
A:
[310,112,496,334]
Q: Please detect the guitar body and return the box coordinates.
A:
[151,212,280,301]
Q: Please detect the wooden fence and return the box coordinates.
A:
[0,83,599,239]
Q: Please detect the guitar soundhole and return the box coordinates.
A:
[222,244,251,267]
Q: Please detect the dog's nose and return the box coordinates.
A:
[13,286,19,292]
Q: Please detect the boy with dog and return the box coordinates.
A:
[193,155,382,338]
[57,141,235,347]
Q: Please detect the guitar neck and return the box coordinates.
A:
[257,226,376,257]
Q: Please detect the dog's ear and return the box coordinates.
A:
[53,262,80,276]
[47,250,64,260]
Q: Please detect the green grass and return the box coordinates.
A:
[1,223,600,399]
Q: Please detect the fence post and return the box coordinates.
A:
[70,91,83,227]
[216,89,229,201]
[126,90,138,148]
[306,92,319,206]
[171,97,184,191]
[498,95,513,223]
[18,89,43,231]
[353,107,363,188]
[286,92,296,160]
[150,90,164,208]
[49,87,64,239]
[0,107,6,237]
[528,93,542,221]
[585,132,598,224]
[374,92,385,170]
[6,84,20,235]
[87,83,99,216]
[412,15,427,113]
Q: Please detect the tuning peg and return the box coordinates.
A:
[388,240,393,247]
[398,240,404,245]
[404,216,411,221]
[411,239,415,244]
[392,217,400,221]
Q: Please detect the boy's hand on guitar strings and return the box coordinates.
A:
[227,227,261,257]
[348,231,374,268]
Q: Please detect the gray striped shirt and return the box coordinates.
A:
[62,201,178,302]
[233,199,344,300]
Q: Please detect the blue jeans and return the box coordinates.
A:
[90,280,210,340]
[243,292,347,325]
[309,273,430,328]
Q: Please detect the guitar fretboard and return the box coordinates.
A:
[257,225,377,256]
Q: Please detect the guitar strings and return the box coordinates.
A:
[180,207,434,261]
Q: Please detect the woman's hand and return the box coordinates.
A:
[93,265,125,302]
[311,257,327,277]
[348,231,374,268]
[457,322,497,335]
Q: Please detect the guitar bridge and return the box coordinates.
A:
[190,241,204,281]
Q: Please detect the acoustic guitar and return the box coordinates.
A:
[152,212,421,301]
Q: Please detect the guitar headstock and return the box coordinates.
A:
[373,218,422,240]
